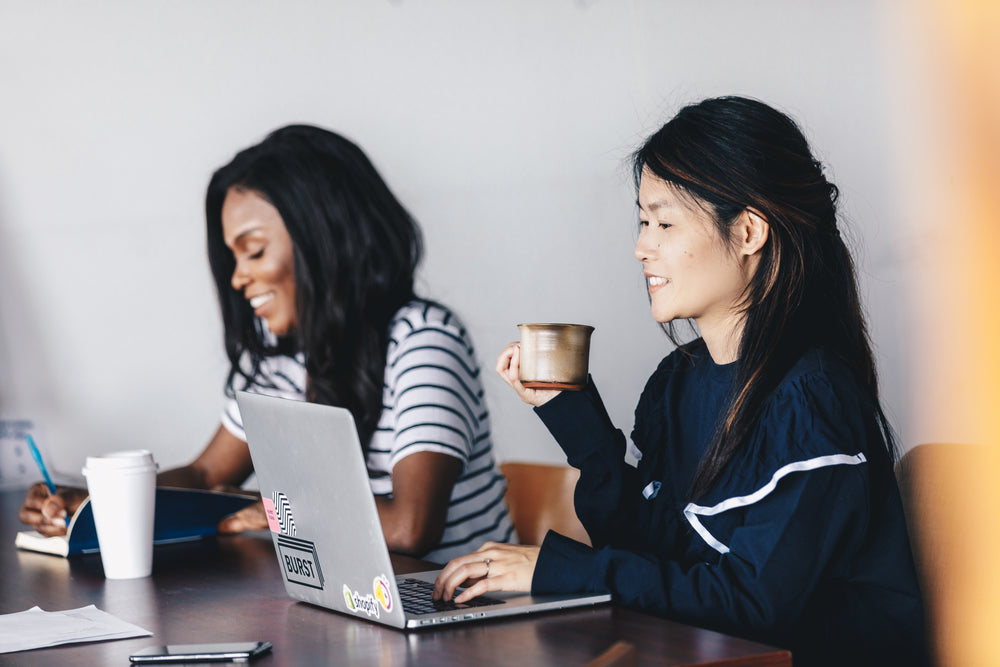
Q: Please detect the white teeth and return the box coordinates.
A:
[249,293,273,308]
[648,277,667,286]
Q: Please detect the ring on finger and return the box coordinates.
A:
[483,558,491,577]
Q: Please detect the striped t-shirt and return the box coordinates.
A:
[221,300,514,563]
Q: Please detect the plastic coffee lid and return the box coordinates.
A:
[82,450,157,473]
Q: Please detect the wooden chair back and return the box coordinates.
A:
[895,441,1000,665]
[500,462,591,546]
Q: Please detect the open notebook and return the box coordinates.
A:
[15,487,257,557]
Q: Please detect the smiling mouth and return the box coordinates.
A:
[647,276,667,287]
[249,293,274,309]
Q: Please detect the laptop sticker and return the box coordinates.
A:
[262,497,281,533]
[267,491,296,535]
[342,574,393,619]
[276,534,325,590]
[373,575,393,612]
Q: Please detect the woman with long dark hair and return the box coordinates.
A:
[22,125,513,562]
[434,97,928,665]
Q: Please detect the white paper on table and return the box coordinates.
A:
[0,605,152,654]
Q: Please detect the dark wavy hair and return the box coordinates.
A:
[206,124,423,449]
[633,96,896,499]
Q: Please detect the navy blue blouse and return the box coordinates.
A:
[530,340,928,667]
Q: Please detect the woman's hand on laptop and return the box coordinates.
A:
[18,483,87,536]
[432,541,539,604]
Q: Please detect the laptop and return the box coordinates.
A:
[235,391,611,629]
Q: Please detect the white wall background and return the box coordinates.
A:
[0,1,914,480]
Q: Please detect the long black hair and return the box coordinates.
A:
[206,124,423,449]
[633,96,896,500]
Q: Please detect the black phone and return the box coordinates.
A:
[129,641,272,663]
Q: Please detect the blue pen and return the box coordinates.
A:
[24,434,70,526]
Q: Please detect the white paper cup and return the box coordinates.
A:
[82,450,158,579]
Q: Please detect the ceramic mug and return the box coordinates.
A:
[517,323,595,391]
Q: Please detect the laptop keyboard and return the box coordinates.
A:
[397,577,505,616]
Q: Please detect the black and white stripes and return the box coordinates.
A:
[371,301,514,562]
[271,491,296,536]
[221,300,514,563]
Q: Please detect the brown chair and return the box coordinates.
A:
[895,442,1000,666]
[500,462,591,546]
[896,443,958,585]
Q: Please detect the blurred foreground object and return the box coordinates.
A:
[898,1,1000,664]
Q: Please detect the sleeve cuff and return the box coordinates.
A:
[531,530,609,596]
[220,399,247,442]
[533,376,620,466]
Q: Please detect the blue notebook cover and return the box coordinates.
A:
[15,487,257,556]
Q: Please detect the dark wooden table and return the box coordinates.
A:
[0,489,791,666]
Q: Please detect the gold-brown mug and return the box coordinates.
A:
[517,323,595,391]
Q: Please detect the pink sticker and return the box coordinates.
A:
[262,497,281,533]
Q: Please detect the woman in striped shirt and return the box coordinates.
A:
[22,125,513,562]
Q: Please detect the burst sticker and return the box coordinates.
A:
[276,534,324,590]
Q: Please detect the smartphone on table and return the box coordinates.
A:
[129,641,272,663]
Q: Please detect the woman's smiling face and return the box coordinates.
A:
[222,187,298,336]
[634,169,754,334]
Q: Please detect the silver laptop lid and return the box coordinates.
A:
[236,391,408,629]
[237,391,611,630]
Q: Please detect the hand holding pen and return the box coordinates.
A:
[18,435,83,534]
